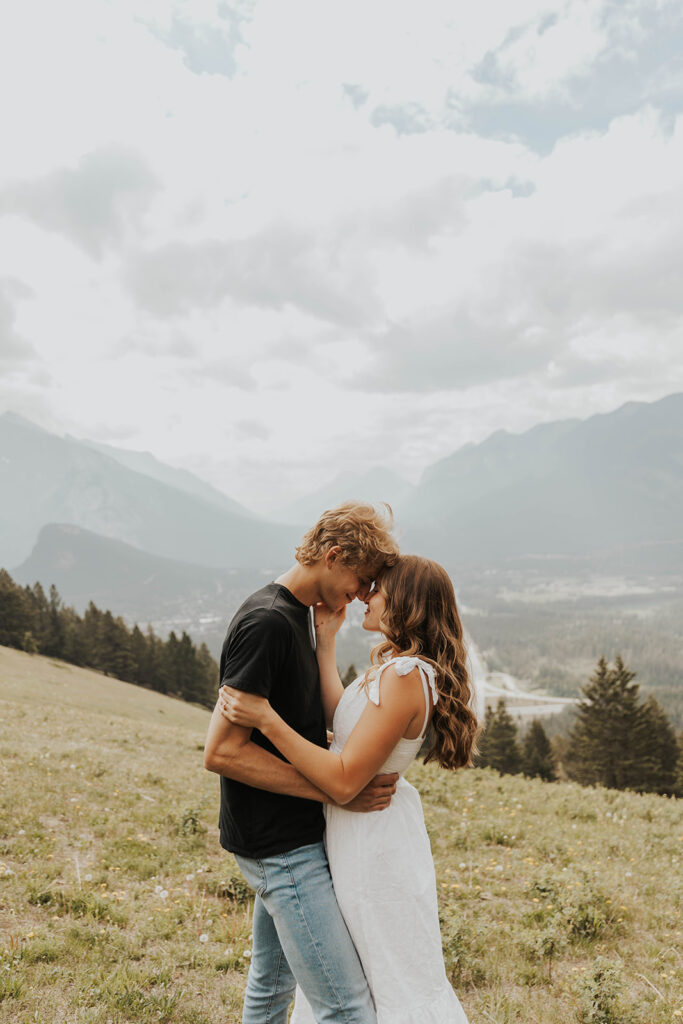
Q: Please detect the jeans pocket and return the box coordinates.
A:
[235,854,267,898]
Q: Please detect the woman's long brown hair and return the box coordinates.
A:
[365,555,478,770]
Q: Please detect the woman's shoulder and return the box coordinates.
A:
[390,655,434,677]
[365,656,435,705]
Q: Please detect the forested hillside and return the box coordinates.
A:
[0,570,218,708]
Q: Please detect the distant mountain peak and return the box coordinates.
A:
[0,410,52,434]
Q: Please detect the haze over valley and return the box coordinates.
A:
[3,392,682,723]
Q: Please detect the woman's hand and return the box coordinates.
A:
[314,602,345,650]
[219,687,273,732]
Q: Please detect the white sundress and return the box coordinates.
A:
[291,656,470,1024]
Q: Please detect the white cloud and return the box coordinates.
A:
[0,0,681,508]
[1,148,160,258]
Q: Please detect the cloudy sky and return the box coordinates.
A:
[1,0,682,511]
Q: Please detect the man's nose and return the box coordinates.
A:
[356,582,371,601]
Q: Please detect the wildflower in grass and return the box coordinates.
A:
[186,873,194,881]
[18,829,25,835]
[160,890,168,899]
[243,949,252,958]
[199,933,209,943]
[154,885,163,894]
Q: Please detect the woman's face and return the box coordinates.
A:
[362,584,386,632]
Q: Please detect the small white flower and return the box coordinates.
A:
[18,830,25,836]
[2,867,14,877]
[70,764,76,769]
[606,811,611,818]
[84,874,92,882]
[459,862,467,869]
[154,884,163,894]
[185,873,194,881]
[199,933,209,943]
[159,890,168,900]
[571,824,577,829]
[625,871,632,878]
[225,947,233,956]
[243,949,252,959]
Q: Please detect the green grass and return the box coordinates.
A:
[1,645,681,1023]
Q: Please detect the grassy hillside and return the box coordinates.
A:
[0,646,681,1024]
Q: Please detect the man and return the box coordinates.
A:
[204,502,399,1024]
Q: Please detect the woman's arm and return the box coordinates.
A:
[314,603,345,729]
[207,693,397,811]
[220,666,425,805]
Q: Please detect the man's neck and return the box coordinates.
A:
[274,561,323,606]
[275,564,322,607]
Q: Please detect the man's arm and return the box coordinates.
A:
[204,697,398,810]
[203,697,328,800]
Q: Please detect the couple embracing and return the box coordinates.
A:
[204,502,477,1023]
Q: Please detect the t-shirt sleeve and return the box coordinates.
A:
[220,608,291,699]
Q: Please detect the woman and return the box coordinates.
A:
[220,554,478,1023]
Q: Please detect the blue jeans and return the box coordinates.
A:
[235,841,376,1024]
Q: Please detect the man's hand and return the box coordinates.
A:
[343,772,398,812]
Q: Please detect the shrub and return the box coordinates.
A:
[577,958,632,1024]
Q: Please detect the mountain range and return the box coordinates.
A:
[3,393,683,645]
[401,392,683,570]
[273,466,415,525]
[0,412,297,572]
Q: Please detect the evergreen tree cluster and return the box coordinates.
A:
[0,569,218,709]
[565,655,679,796]
[477,701,557,781]
[477,656,681,796]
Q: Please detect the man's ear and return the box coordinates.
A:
[325,545,342,568]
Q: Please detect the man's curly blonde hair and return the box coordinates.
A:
[296,501,399,578]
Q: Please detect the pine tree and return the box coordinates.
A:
[146,627,171,694]
[522,719,557,781]
[674,740,683,799]
[0,570,28,648]
[61,606,87,666]
[566,656,648,791]
[196,642,219,708]
[638,696,679,795]
[27,582,51,652]
[42,584,65,658]
[477,699,522,774]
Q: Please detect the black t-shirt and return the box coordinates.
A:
[217,583,326,858]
